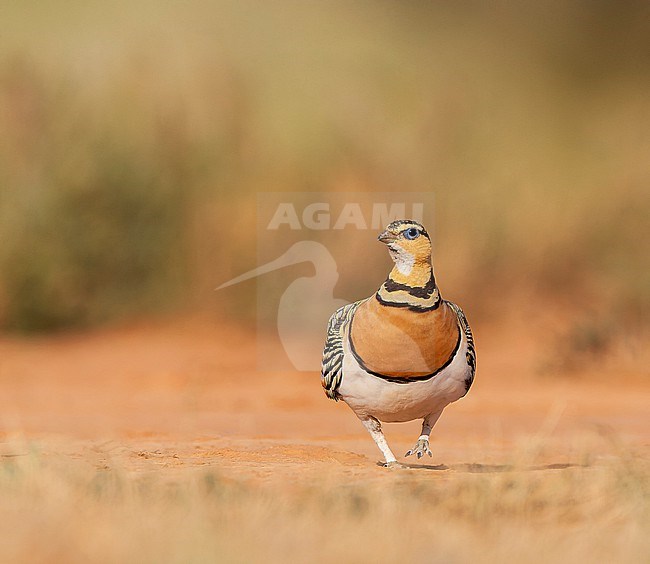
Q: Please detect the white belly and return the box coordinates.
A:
[338,328,471,423]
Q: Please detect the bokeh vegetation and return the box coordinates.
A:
[1,1,649,332]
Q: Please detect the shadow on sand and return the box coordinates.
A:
[378,461,583,472]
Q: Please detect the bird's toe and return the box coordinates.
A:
[381,460,409,469]
[405,439,432,459]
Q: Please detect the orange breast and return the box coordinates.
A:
[350,297,459,378]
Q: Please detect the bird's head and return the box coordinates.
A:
[378,220,431,276]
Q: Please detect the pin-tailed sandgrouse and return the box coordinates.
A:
[321,220,476,467]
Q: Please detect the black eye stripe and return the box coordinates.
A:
[384,220,430,239]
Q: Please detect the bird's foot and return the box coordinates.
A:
[405,438,432,459]
[380,460,409,469]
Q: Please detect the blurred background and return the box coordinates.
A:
[0,5,649,561]
[1,0,649,367]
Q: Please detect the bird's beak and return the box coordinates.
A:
[377,230,397,244]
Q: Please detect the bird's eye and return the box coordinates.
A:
[403,228,420,240]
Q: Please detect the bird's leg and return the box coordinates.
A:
[358,415,399,467]
[405,410,443,459]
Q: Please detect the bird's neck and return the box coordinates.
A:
[376,259,441,311]
[388,258,433,287]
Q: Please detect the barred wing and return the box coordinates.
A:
[445,300,476,395]
[321,300,365,401]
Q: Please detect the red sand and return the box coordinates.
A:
[0,316,648,478]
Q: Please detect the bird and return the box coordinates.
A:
[216,241,348,371]
[321,219,476,467]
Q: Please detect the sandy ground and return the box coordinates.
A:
[0,315,648,562]
[0,315,647,479]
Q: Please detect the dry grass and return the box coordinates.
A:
[0,440,647,563]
